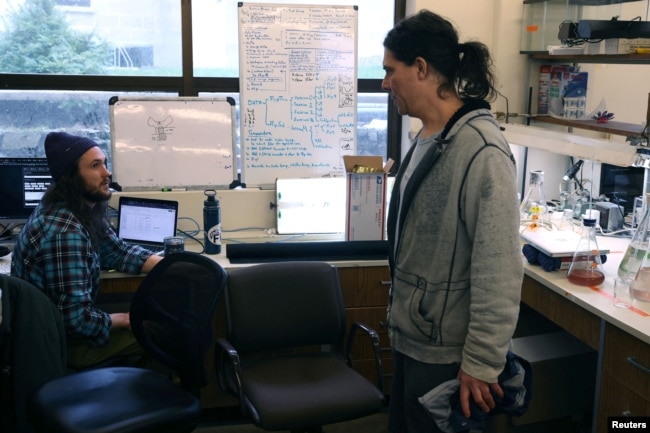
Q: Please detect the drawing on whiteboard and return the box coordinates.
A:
[147,116,174,141]
[244,108,255,128]
[110,96,237,189]
[339,77,354,108]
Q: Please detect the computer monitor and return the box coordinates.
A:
[598,163,645,214]
[0,157,52,229]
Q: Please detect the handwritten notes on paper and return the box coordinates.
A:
[238,3,358,186]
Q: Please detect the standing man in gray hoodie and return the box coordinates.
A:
[382,9,524,433]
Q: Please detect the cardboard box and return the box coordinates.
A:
[537,64,552,115]
[343,155,390,241]
[548,65,587,118]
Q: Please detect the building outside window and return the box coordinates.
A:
[0,0,402,172]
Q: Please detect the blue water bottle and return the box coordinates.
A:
[203,189,221,254]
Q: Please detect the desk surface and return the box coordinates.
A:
[107,236,389,273]
[4,231,650,344]
[523,234,650,345]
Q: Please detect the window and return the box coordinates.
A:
[192,0,390,79]
[56,0,90,6]
[0,0,404,172]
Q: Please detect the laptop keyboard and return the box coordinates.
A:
[125,242,164,253]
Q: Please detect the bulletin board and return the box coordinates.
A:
[109,96,237,190]
[238,2,358,187]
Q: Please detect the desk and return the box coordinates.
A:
[15,232,650,427]
[521,236,650,433]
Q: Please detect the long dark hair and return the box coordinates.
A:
[42,163,110,248]
[383,9,497,102]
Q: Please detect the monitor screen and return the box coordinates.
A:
[599,163,645,214]
[0,157,52,224]
[275,177,347,235]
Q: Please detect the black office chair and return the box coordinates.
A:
[28,252,227,433]
[217,261,385,433]
[0,274,67,433]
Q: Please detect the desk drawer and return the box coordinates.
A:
[346,306,389,358]
[338,266,391,308]
[598,374,650,428]
[601,323,650,403]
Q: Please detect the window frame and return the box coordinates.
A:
[0,0,405,173]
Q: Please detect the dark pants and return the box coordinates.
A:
[68,329,148,370]
[388,349,460,433]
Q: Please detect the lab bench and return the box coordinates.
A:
[521,235,650,432]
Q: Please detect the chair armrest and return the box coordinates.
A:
[215,337,245,410]
[346,322,384,392]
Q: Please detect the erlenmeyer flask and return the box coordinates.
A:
[618,193,650,279]
[630,211,650,302]
[520,170,549,229]
[566,218,605,286]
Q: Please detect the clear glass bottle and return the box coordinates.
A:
[520,170,549,229]
[618,193,650,279]
[566,218,605,286]
[558,179,571,211]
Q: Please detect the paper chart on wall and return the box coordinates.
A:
[238,3,358,187]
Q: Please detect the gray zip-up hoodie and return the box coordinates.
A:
[387,101,523,383]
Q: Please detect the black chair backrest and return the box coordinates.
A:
[130,252,226,392]
[225,261,346,353]
[0,274,67,433]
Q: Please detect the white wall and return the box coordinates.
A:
[406,0,539,197]
[405,0,649,202]
[407,0,527,125]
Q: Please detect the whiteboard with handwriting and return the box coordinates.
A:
[238,3,358,187]
[109,96,237,190]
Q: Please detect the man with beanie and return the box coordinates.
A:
[11,131,163,370]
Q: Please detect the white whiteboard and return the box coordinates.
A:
[238,3,358,187]
[109,96,237,190]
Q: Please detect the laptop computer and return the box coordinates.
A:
[116,196,179,252]
[275,177,346,235]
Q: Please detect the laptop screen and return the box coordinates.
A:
[117,196,179,247]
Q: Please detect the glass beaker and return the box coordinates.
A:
[566,218,605,286]
[559,209,575,232]
[631,266,650,302]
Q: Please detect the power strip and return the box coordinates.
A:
[577,20,650,39]
[618,38,650,53]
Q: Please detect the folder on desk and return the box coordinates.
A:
[520,229,609,258]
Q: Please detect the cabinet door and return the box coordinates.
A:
[338,266,393,394]
[597,323,650,432]
[521,275,601,349]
